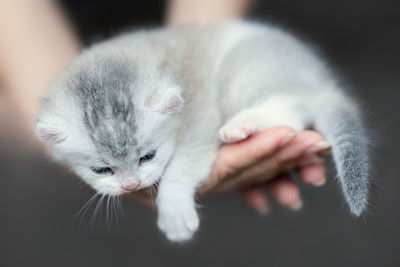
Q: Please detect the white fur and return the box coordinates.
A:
[37,20,363,242]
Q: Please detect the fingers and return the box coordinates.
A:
[216,130,330,214]
[298,164,326,186]
[276,130,327,162]
[199,126,295,194]
[216,126,296,173]
[240,176,303,213]
[239,186,269,214]
[241,162,327,213]
[208,130,328,193]
[268,176,303,210]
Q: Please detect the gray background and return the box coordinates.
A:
[0,0,399,266]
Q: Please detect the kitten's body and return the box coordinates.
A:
[36,21,370,242]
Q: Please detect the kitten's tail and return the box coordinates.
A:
[313,90,370,216]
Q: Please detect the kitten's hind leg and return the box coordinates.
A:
[219,95,309,143]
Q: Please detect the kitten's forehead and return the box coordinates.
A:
[69,59,140,159]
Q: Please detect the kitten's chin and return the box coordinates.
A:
[97,188,126,197]
[89,182,126,196]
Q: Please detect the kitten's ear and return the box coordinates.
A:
[36,114,68,144]
[148,87,183,115]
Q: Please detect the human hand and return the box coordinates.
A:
[126,127,331,214]
[198,126,330,213]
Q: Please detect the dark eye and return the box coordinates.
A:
[139,150,156,163]
[91,167,114,175]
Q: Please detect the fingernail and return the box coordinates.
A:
[298,156,324,166]
[256,205,270,215]
[318,141,332,149]
[289,199,303,211]
[313,177,326,187]
[306,141,332,154]
[280,132,296,147]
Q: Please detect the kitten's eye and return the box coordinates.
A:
[139,150,156,163]
[91,167,114,175]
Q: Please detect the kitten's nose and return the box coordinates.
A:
[122,181,140,191]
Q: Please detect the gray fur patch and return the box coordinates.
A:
[69,59,138,159]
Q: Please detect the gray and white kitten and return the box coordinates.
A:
[36,21,370,242]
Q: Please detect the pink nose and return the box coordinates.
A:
[122,181,140,191]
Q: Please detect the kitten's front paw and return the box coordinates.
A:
[219,120,257,143]
[157,204,199,242]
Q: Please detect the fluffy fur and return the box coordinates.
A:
[36,21,370,242]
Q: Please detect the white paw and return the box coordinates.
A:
[157,204,199,242]
[219,120,257,143]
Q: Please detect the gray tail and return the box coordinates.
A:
[313,92,370,216]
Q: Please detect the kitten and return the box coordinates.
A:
[36,21,370,242]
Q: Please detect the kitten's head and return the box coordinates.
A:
[36,56,183,196]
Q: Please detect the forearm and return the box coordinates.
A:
[166,0,254,25]
[0,0,80,128]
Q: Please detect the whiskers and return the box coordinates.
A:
[74,193,125,229]
[73,182,160,228]
[144,181,159,208]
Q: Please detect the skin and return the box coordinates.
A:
[166,0,256,25]
[0,0,327,214]
[0,0,79,132]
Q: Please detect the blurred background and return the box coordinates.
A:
[0,0,399,266]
